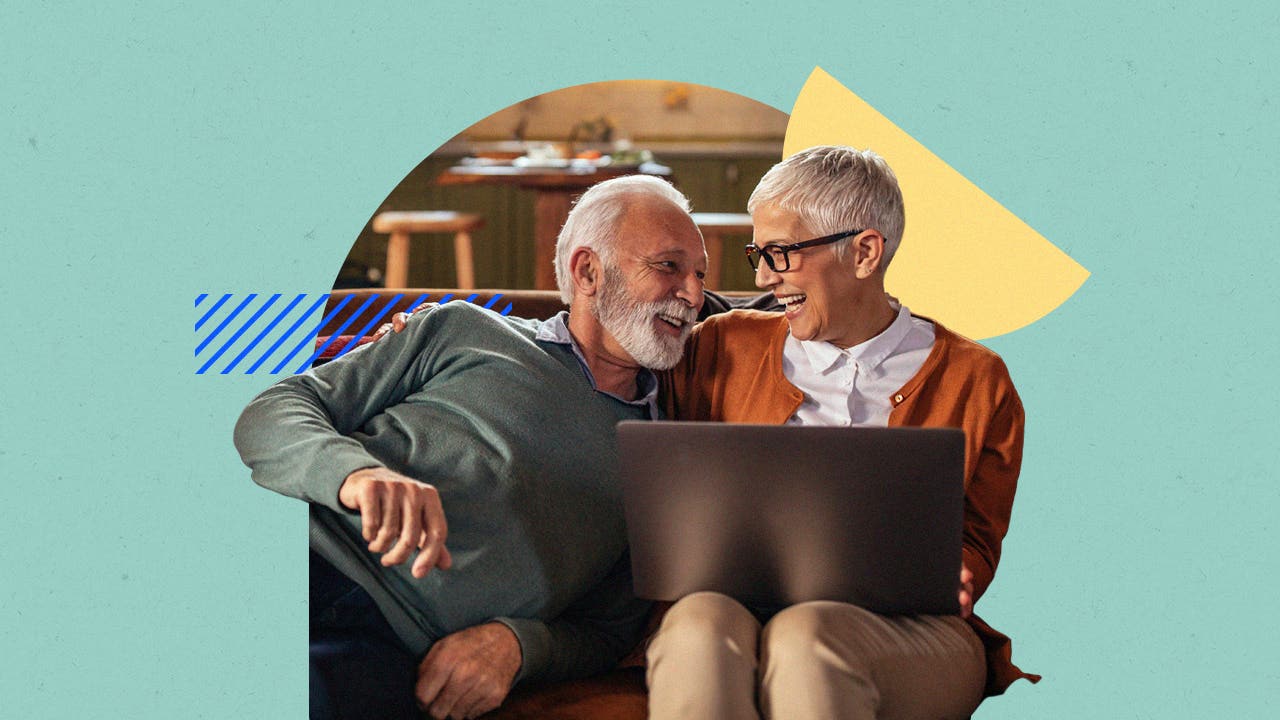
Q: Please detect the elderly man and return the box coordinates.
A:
[647,146,1037,719]
[234,174,706,720]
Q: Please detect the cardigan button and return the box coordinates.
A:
[893,393,904,403]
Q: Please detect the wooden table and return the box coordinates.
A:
[436,162,672,290]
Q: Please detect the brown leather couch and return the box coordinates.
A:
[319,289,570,337]
[318,288,777,338]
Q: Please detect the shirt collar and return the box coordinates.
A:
[793,304,915,376]
[535,311,660,416]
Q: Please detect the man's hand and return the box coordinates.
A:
[958,563,975,619]
[416,622,522,720]
[338,467,452,578]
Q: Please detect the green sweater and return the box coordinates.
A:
[233,302,652,684]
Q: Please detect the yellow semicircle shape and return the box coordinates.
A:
[783,67,1088,340]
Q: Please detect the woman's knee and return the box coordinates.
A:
[662,592,757,632]
[761,601,885,669]
[761,602,824,665]
[647,592,761,665]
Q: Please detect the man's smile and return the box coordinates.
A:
[656,312,689,336]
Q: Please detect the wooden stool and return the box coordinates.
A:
[371,211,485,289]
[691,212,753,290]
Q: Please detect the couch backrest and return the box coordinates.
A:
[320,289,567,336]
[321,288,781,337]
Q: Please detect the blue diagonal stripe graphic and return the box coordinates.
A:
[327,293,406,363]
[247,294,333,375]
[292,294,382,373]
[222,293,306,375]
[196,294,256,356]
[195,293,231,331]
[264,294,349,375]
[196,294,281,374]
[405,293,431,315]
[392,293,433,328]
[195,292,524,375]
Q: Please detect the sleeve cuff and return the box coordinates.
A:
[305,446,385,513]
[493,617,551,685]
[961,545,995,602]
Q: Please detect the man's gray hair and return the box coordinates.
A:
[747,146,906,267]
[554,175,692,304]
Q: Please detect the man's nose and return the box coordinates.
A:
[677,270,704,311]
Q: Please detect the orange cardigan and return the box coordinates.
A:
[662,309,1039,696]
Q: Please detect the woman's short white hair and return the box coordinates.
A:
[747,146,906,267]
[554,175,692,303]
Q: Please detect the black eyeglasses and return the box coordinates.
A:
[744,229,865,272]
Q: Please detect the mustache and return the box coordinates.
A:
[648,298,697,325]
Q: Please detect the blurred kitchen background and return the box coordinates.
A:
[337,80,787,292]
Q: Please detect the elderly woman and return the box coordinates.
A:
[647,146,1037,720]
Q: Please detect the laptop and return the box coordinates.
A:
[618,421,965,615]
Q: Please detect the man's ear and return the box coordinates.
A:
[569,247,601,297]
[851,230,886,279]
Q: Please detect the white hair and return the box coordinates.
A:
[747,146,906,267]
[554,175,692,304]
[592,263,693,369]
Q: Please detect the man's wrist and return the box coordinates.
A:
[337,466,382,509]
[493,617,546,684]
[486,621,523,683]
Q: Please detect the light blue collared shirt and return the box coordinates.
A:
[535,311,661,419]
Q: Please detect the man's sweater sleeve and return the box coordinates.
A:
[494,552,651,686]
[232,309,443,513]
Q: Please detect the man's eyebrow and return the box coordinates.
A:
[645,248,693,260]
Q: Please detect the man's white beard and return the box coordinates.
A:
[594,266,696,370]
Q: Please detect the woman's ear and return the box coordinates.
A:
[851,230,886,279]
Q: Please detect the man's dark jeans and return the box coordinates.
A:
[310,551,420,720]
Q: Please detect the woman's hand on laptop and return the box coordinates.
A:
[958,564,975,618]
[339,467,454,578]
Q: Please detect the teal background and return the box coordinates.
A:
[3,1,1277,717]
